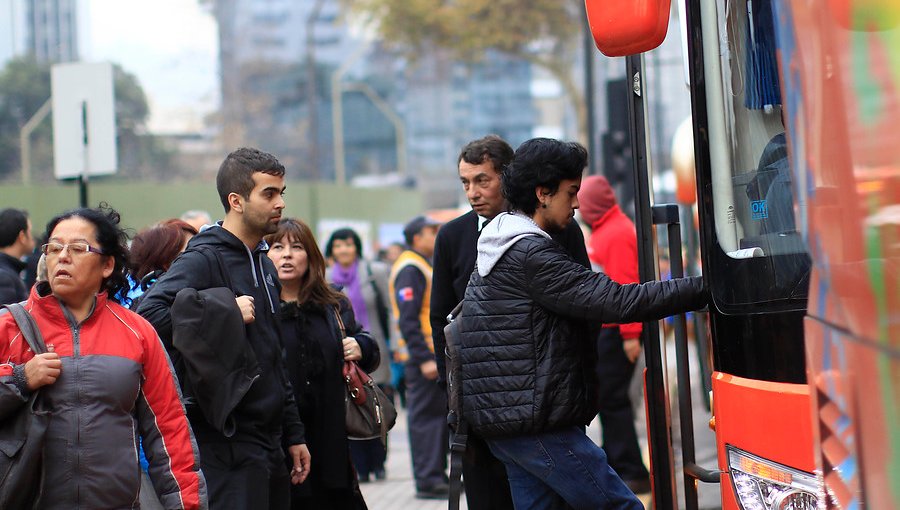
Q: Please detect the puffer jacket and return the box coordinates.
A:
[459,212,705,438]
[0,284,206,509]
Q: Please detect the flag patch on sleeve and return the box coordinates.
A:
[398,287,414,302]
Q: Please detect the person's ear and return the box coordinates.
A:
[101,255,115,279]
[535,186,552,208]
[17,230,29,246]
[228,192,244,213]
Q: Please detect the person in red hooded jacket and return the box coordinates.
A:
[578,174,651,494]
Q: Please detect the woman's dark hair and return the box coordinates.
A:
[324,228,363,260]
[45,203,131,301]
[130,222,194,280]
[264,218,343,306]
[502,138,588,215]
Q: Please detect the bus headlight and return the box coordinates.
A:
[727,446,818,510]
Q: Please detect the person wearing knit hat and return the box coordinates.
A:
[577,174,652,495]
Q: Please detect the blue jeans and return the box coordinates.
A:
[485,427,644,510]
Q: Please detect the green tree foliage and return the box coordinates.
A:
[0,57,174,181]
[0,58,52,178]
[345,0,589,140]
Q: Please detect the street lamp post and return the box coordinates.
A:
[331,43,368,185]
[19,98,52,185]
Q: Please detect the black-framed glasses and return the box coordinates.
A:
[41,242,105,257]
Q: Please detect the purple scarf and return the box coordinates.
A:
[331,260,370,330]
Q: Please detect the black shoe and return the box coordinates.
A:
[357,472,371,484]
[373,469,386,481]
[624,478,651,494]
[415,482,450,499]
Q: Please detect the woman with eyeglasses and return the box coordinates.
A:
[0,206,207,509]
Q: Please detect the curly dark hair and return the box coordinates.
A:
[502,138,588,215]
[45,203,131,303]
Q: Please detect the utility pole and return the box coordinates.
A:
[582,3,598,174]
[304,0,326,180]
[19,98,52,184]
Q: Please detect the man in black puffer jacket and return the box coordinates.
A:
[459,138,707,510]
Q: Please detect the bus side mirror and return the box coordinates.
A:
[585,0,672,56]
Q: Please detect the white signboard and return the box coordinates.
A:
[51,62,117,179]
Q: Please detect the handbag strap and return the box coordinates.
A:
[333,306,346,339]
[2,303,47,355]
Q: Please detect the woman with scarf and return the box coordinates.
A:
[325,228,393,482]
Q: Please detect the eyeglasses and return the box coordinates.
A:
[41,242,105,257]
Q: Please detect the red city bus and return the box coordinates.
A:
[584,1,900,509]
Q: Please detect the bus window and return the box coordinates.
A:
[703,0,810,310]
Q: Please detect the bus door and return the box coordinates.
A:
[586,1,819,509]
[683,1,819,509]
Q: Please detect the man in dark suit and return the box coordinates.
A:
[430,135,590,510]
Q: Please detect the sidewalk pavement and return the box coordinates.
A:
[357,406,654,510]
[358,405,467,510]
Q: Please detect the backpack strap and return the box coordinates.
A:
[194,245,233,290]
[444,299,466,510]
[449,419,468,510]
[2,303,47,355]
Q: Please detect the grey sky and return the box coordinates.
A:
[83,0,219,133]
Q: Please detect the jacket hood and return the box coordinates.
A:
[476,212,550,277]
[187,222,268,253]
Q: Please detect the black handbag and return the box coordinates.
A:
[0,303,50,509]
[334,308,397,446]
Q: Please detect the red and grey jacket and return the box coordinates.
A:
[0,285,207,509]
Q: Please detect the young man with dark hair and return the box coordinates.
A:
[138,147,309,510]
[459,138,707,509]
[429,135,590,510]
[0,208,35,304]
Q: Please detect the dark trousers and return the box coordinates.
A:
[198,440,290,510]
[349,438,387,478]
[405,363,449,489]
[462,432,515,510]
[595,328,650,482]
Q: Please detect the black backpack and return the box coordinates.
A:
[444,300,467,510]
